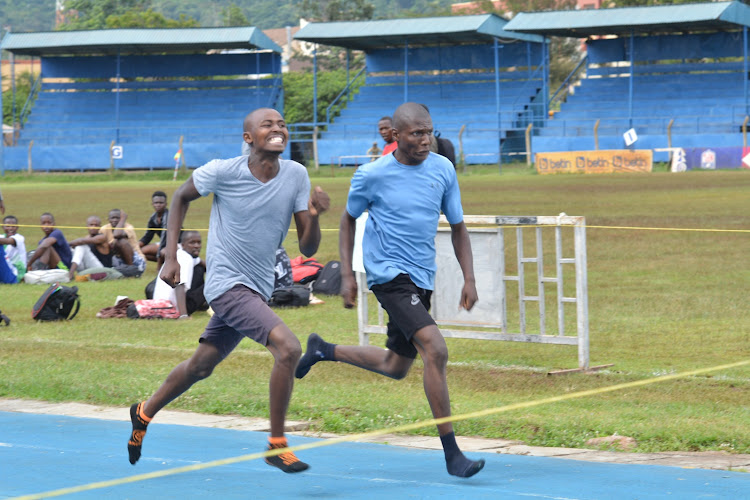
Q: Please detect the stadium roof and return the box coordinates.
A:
[0,26,282,56]
[504,1,750,38]
[294,14,543,50]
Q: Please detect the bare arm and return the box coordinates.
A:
[69,233,106,248]
[174,284,189,317]
[293,186,329,257]
[450,221,478,311]
[27,235,58,267]
[339,211,357,308]
[0,236,16,246]
[160,178,201,287]
[112,212,129,239]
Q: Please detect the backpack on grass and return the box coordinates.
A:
[290,256,324,284]
[268,285,310,308]
[32,283,81,321]
[312,261,342,295]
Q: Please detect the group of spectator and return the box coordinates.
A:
[0,190,207,319]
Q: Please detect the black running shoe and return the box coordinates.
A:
[265,442,309,473]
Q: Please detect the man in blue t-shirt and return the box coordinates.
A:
[295,102,484,479]
[26,212,73,270]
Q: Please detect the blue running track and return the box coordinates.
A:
[1,412,747,499]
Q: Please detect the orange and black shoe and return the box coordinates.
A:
[265,437,309,473]
[128,402,151,465]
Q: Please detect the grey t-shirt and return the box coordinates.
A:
[192,156,310,303]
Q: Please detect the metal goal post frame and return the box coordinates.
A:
[355,214,590,370]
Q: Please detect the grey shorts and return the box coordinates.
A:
[199,284,283,360]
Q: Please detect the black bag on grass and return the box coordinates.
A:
[268,285,310,308]
[312,261,342,295]
[32,282,81,321]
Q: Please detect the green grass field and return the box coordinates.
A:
[0,165,748,454]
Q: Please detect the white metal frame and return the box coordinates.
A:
[356,214,590,370]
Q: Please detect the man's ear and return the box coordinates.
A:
[391,128,400,142]
[243,130,253,145]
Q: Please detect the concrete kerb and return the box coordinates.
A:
[1,398,748,473]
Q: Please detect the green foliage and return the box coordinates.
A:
[2,71,35,126]
[221,2,248,27]
[56,0,198,30]
[299,0,375,22]
[0,0,56,32]
[282,69,364,124]
[104,9,199,29]
[57,0,150,30]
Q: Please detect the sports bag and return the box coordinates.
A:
[24,269,70,285]
[126,299,180,319]
[436,135,456,168]
[312,261,342,295]
[274,247,293,290]
[290,256,324,284]
[32,283,81,321]
[268,285,310,308]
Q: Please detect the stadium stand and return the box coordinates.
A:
[0,27,283,171]
[294,15,545,166]
[504,2,750,163]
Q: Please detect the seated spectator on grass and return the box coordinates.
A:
[0,215,27,284]
[152,230,207,317]
[101,209,146,278]
[68,215,123,281]
[26,212,73,271]
[139,191,169,266]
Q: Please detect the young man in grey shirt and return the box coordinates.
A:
[127,108,329,473]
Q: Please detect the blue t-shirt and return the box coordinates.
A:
[346,152,463,290]
[39,229,73,268]
[192,156,310,303]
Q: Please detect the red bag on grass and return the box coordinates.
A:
[290,256,324,284]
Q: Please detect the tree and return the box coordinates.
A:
[105,9,199,28]
[283,69,364,124]
[57,0,197,30]
[221,2,248,27]
[298,0,375,22]
[2,71,35,127]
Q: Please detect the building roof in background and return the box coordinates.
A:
[0,26,282,56]
[504,1,750,38]
[294,14,543,50]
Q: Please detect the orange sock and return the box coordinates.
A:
[137,402,153,424]
[269,436,287,447]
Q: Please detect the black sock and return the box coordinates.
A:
[295,333,335,379]
[440,432,485,478]
[128,402,151,465]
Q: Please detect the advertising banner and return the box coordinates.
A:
[674,147,750,171]
[535,150,653,175]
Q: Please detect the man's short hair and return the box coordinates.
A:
[3,215,18,224]
[152,191,167,199]
[40,212,54,221]
[180,230,201,243]
[379,116,393,123]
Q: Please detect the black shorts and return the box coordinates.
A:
[371,274,436,359]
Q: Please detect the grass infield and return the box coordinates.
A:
[0,164,748,454]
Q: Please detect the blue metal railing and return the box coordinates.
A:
[548,55,588,112]
[325,66,366,125]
